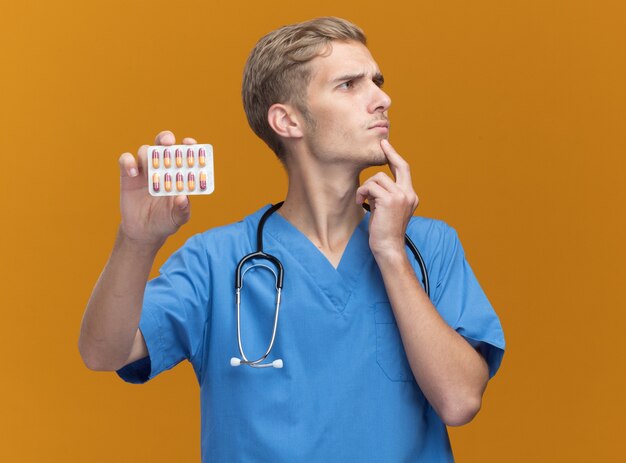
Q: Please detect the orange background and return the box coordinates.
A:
[1,0,625,461]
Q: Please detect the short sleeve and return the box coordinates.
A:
[416,222,505,378]
[117,234,211,384]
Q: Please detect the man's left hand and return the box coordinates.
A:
[356,139,419,258]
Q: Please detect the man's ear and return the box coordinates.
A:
[267,103,304,140]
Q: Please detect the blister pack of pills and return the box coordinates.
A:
[147,144,214,196]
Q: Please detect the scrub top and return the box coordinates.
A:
[118,204,505,462]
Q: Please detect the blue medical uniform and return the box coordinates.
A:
[118,204,505,462]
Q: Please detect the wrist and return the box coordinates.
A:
[115,226,165,258]
[371,243,407,267]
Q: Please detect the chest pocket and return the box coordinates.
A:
[374,302,414,382]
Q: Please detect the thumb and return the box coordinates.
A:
[171,195,191,228]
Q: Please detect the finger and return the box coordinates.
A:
[171,195,191,228]
[137,145,149,176]
[356,180,388,205]
[369,198,377,212]
[356,173,401,203]
[358,173,418,211]
[364,172,398,192]
[155,130,176,146]
[119,152,138,178]
[381,139,412,188]
[182,137,197,145]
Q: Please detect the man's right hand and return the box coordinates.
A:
[118,130,195,247]
[79,130,198,371]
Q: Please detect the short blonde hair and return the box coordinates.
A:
[242,17,366,161]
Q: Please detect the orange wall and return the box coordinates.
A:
[1,1,624,461]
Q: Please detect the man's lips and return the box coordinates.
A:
[368,121,390,129]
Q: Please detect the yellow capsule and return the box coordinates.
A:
[187,172,195,191]
[152,151,160,169]
[198,147,206,167]
[175,148,183,168]
[187,148,195,167]
[176,172,184,192]
[152,173,160,192]
[200,171,207,191]
[163,149,171,168]
[164,172,172,192]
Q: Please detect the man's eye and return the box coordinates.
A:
[339,80,353,89]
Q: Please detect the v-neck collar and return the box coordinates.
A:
[261,207,373,314]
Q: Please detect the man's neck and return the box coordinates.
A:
[278,158,366,267]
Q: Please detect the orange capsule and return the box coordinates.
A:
[164,172,172,192]
[163,149,171,168]
[152,173,160,192]
[152,151,160,169]
[176,172,184,191]
[187,148,195,167]
[187,172,195,191]
[175,148,183,168]
[200,171,207,191]
[198,147,206,167]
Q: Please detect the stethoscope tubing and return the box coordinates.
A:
[234,262,282,367]
[231,201,430,369]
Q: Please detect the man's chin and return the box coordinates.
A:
[368,157,387,167]
[367,147,388,167]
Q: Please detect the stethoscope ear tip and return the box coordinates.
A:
[230,357,242,367]
[272,359,283,369]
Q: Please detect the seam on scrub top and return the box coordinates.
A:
[373,301,414,383]
[282,246,350,313]
[157,269,202,373]
[185,233,213,382]
[336,256,373,319]
[143,303,167,378]
[262,223,346,313]
[430,222,460,307]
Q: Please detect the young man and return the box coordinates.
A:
[79,17,504,462]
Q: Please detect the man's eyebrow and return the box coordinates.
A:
[330,72,367,84]
[330,72,385,86]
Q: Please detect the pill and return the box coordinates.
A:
[147,143,212,197]
[163,149,171,168]
[152,151,160,169]
[152,173,160,192]
[164,172,172,192]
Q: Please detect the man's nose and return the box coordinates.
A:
[369,85,392,113]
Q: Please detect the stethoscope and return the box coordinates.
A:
[230,201,430,369]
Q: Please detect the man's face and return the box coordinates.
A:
[299,40,392,168]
